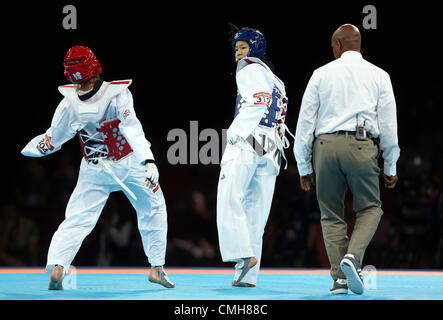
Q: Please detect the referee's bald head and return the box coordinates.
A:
[331,24,361,58]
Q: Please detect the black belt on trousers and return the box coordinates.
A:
[334,130,356,136]
[333,130,373,139]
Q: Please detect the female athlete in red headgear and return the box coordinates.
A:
[21,46,175,290]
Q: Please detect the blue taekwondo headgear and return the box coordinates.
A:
[231,27,266,58]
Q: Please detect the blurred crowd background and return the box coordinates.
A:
[2,128,442,269]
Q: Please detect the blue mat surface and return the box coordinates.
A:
[0,268,442,300]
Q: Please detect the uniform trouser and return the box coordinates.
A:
[46,159,168,274]
[217,149,276,285]
[313,134,383,281]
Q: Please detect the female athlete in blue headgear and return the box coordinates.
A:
[216,23,294,287]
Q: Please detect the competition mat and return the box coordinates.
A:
[1,267,442,300]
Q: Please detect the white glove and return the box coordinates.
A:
[145,161,159,187]
[227,131,239,145]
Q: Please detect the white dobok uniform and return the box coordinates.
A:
[21,79,168,273]
[217,57,291,285]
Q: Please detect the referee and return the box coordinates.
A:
[293,24,400,294]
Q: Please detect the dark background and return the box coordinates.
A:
[0,1,442,270]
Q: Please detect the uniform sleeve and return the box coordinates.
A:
[377,72,400,176]
[21,99,78,157]
[113,88,155,164]
[293,71,321,176]
[227,63,273,140]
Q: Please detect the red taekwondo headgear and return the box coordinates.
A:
[63,46,102,84]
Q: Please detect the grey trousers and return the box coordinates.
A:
[313,133,383,280]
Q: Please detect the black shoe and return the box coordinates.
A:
[330,278,348,294]
[340,253,364,294]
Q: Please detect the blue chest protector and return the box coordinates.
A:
[234,85,284,128]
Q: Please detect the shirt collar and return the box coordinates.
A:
[340,50,362,59]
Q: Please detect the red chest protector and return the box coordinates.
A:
[77,119,133,162]
[98,119,133,161]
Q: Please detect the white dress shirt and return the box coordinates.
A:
[293,50,400,177]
